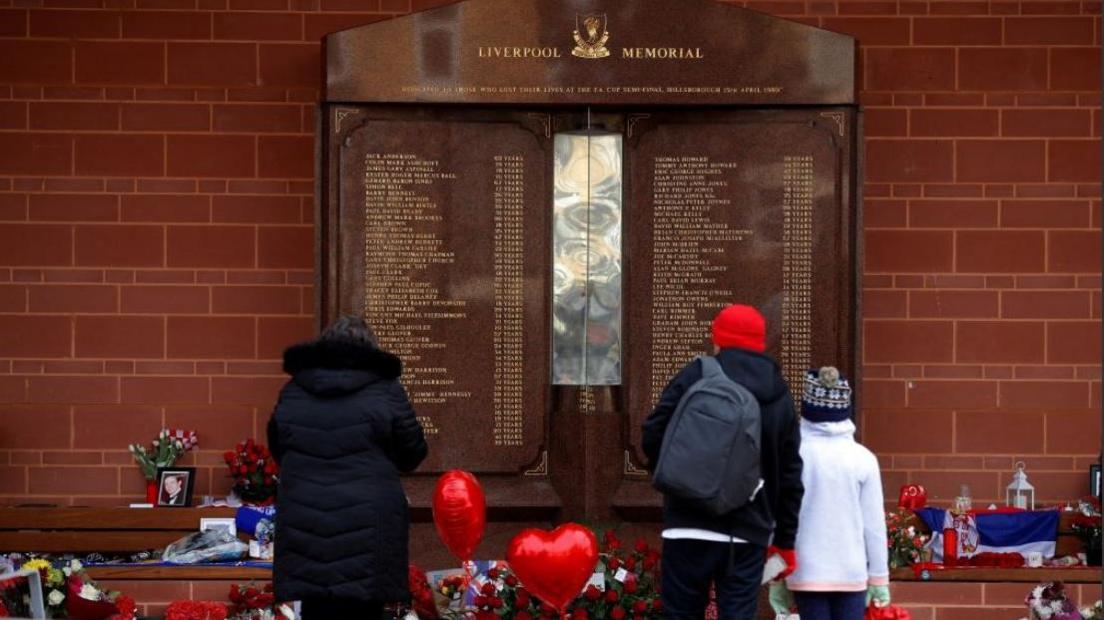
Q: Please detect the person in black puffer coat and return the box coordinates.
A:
[267,315,428,619]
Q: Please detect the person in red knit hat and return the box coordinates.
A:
[642,303,804,619]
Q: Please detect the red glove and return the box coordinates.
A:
[768,545,797,579]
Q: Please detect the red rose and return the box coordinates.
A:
[572,609,588,620]
[624,578,638,594]
[480,582,496,596]
[605,589,619,603]
[634,539,649,553]
[487,568,500,580]
[652,600,663,612]
[610,607,626,620]
[223,451,235,464]
[607,557,620,571]
[584,585,601,601]
[505,575,518,587]
[515,589,530,607]
[624,557,636,571]
[632,601,647,613]
[516,612,532,620]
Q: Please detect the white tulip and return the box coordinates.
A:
[47,589,64,606]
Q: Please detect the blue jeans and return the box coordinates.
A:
[794,591,867,620]
[661,538,765,619]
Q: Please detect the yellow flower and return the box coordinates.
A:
[47,568,63,586]
[22,559,51,573]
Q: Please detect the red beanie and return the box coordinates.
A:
[711,304,767,352]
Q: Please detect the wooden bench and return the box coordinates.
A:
[0,507,271,581]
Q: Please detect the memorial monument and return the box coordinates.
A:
[318,0,859,528]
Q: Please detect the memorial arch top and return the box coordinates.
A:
[325,0,855,106]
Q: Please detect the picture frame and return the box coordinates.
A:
[199,517,237,537]
[156,467,195,508]
[1090,464,1101,499]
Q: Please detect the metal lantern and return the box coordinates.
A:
[1006,461,1035,510]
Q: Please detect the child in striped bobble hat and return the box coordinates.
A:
[769,366,891,620]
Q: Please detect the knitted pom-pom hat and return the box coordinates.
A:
[802,366,852,423]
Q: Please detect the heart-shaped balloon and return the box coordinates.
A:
[432,470,486,563]
[506,523,598,613]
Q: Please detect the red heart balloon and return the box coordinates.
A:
[432,470,486,563]
[507,523,598,613]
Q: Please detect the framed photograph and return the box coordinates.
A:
[1090,464,1101,499]
[199,518,237,537]
[156,467,195,508]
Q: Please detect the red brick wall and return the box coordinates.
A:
[0,0,1099,513]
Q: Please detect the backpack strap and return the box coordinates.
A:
[698,355,725,379]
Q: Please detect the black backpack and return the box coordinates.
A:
[652,355,763,515]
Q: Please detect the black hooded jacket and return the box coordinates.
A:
[641,347,803,549]
[267,338,428,604]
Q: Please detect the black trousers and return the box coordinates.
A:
[299,597,385,619]
[661,538,766,620]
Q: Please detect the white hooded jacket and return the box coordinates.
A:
[786,418,890,592]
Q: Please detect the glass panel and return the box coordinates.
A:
[551,131,623,385]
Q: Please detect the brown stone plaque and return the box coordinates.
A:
[620,109,858,496]
[328,107,552,475]
[319,0,859,521]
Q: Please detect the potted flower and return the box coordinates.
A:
[224,439,279,506]
[129,428,198,503]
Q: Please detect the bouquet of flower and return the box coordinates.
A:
[886,508,928,568]
[9,558,135,620]
[1071,513,1102,565]
[227,582,276,620]
[1023,582,1081,620]
[1081,601,1103,620]
[964,552,1024,568]
[436,529,662,619]
[224,439,278,504]
[165,601,229,620]
[21,558,67,617]
[129,428,198,480]
[408,564,440,620]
